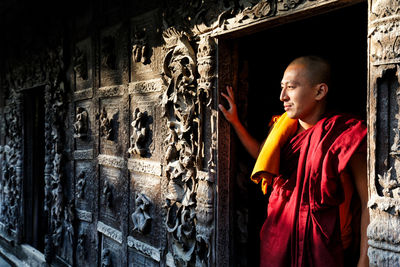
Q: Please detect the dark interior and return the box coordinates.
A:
[233,2,367,266]
[23,87,46,252]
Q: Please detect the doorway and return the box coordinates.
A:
[222,2,367,266]
[23,87,46,252]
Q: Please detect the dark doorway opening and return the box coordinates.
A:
[231,2,367,266]
[23,87,46,252]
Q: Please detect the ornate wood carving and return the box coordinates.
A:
[76,171,86,199]
[73,47,89,80]
[100,107,113,140]
[128,108,150,157]
[74,107,88,139]
[0,88,22,237]
[131,193,152,234]
[103,180,113,208]
[161,27,217,266]
[368,1,400,265]
[0,43,74,264]
[101,248,113,267]
[77,228,86,260]
[132,27,150,64]
[370,0,400,65]
[102,36,117,70]
[161,27,199,265]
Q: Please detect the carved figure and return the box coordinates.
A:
[73,47,88,80]
[128,108,149,157]
[132,28,149,64]
[77,229,86,260]
[74,107,88,138]
[76,171,86,199]
[101,248,112,267]
[101,36,117,70]
[131,193,152,234]
[103,180,113,208]
[100,107,113,140]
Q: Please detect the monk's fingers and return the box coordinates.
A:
[221,92,234,107]
[218,104,228,117]
[227,86,235,101]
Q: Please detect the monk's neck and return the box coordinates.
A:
[297,107,326,133]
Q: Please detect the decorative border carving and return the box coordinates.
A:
[98,154,127,169]
[73,149,94,160]
[98,85,126,98]
[127,236,161,262]
[97,221,123,244]
[127,159,162,176]
[74,88,93,101]
[76,209,93,223]
[128,78,163,94]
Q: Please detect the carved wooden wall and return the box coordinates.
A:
[367,0,400,265]
[2,0,399,266]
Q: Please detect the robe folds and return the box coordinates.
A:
[255,113,367,267]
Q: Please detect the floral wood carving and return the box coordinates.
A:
[0,88,22,236]
[44,79,73,263]
[100,107,113,140]
[128,108,150,157]
[74,107,88,139]
[162,27,199,266]
[378,168,400,199]
[131,193,152,234]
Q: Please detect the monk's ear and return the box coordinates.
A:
[315,83,328,101]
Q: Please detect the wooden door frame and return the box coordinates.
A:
[215,1,368,266]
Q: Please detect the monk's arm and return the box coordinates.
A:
[349,152,369,267]
[218,85,261,159]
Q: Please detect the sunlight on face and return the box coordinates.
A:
[280,64,318,121]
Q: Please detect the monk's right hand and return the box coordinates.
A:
[219,85,240,126]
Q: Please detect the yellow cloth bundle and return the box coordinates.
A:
[251,113,298,194]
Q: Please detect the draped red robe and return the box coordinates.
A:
[260,113,367,267]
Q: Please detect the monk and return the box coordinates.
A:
[218,56,369,267]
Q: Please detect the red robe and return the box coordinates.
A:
[260,113,366,267]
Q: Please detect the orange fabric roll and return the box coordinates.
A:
[251,113,298,194]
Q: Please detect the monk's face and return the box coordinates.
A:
[280,64,319,120]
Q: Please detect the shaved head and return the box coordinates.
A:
[288,56,331,88]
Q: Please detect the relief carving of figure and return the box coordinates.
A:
[73,47,88,80]
[74,107,88,139]
[102,36,117,70]
[103,180,113,208]
[100,107,113,140]
[77,229,86,260]
[101,248,112,267]
[132,27,149,64]
[128,108,150,157]
[131,193,152,234]
[76,171,86,199]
